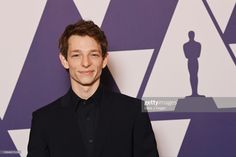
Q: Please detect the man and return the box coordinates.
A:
[27,19,159,157]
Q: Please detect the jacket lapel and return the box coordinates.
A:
[93,89,113,157]
[60,90,88,157]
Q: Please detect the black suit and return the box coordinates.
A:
[27,87,159,157]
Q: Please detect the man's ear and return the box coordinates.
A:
[102,53,108,68]
[59,53,69,69]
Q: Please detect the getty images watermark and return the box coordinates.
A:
[0,150,21,155]
[142,97,178,112]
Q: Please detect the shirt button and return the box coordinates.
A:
[86,117,90,121]
[88,139,93,143]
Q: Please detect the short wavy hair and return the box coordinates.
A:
[59,19,108,59]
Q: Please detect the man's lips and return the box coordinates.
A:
[79,70,94,75]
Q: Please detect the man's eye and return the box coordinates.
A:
[72,54,79,57]
[91,53,100,57]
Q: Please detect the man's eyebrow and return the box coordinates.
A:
[70,49,81,53]
[89,49,100,52]
[69,49,101,53]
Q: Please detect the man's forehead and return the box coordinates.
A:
[68,35,99,44]
[68,35,96,41]
[69,48,101,53]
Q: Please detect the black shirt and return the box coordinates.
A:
[70,85,103,157]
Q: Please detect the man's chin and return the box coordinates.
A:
[71,76,100,87]
[80,82,94,86]
[79,79,98,87]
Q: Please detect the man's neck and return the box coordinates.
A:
[71,81,100,100]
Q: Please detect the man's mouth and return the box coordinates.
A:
[79,70,94,75]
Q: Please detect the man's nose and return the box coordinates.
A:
[81,55,91,67]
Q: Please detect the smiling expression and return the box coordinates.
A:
[60,35,108,88]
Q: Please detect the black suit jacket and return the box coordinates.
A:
[27,88,159,157]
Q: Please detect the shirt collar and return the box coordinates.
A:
[70,84,103,111]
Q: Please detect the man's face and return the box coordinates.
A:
[59,35,108,87]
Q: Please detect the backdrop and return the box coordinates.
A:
[0,0,236,156]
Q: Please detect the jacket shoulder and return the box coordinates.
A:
[111,91,141,103]
[32,96,63,117]
[106,90,143,112]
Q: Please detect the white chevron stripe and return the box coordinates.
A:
[151,119,191,157]
[108,49,153,97]
[144,0,236,98]
[230,44,236,58]
[8,129,30,157]
[73,0,111,27]
[0,0,47,119]
[207,0,236,32]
